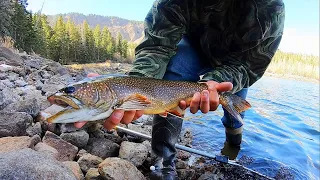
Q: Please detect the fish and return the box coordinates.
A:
[45,74,251,124]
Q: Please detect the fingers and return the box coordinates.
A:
[214,82,233,92]
[133,110,144,120]
[179,100,187,110]
[199,90,210,113]
[190,92,201,114]
[103,110,124,130]
[74,121,87,128]
[121,110,136,125]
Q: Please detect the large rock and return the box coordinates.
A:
[42,131,78,161]
[60,130,89,148]
[26,122,42,137]
[0,87,21,110]
[77,153,103,173]
[85,168,103,180]
[0,135,40,153]
[0,47,24,66]
[118,141,148,166]
[62,161,84,180]
[98,157,146,180]
[34,142,59,159]
[85,137,120,159]
[0,148,77,180]
[3,97,40,118]
[42,74,74,96]
[0,112,33,137]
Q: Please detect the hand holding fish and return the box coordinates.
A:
[73,73,233,130]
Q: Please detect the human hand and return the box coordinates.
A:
[178,81,233,114]
[74,73,144,130]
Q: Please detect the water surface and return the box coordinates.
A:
[182,76,320,179]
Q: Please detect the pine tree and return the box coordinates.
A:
[93,24,101,61]
[50,16,68,63]
[81,20,95,63]
[116,32,123,56]
[0,0,13,41]
[40,15,53,58]
[67,20,81,63]
[122,40,128,59]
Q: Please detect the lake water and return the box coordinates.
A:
[182,76,320,180]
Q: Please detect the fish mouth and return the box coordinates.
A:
[47,94,82,109]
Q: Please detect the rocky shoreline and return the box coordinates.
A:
[0,47,291,180]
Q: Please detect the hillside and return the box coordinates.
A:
[47,13,145,44]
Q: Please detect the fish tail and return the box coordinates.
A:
[219,92,251,124]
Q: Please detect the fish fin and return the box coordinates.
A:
[167,106,184,118]
[220,92,251,125]
[115,94,151,110]
[227,93,251,113]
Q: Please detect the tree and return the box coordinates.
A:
[50,16,69,63]
[116,32,122,56]
[122,40,128,59]
[10,0,36,53]
[81,20,94,63]
[0,0,13,41]
[93,24,101,61]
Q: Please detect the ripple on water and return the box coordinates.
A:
[183,76,319,180]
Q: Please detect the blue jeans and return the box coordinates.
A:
[163,37,248,130]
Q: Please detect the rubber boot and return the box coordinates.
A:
[149,114,183,180]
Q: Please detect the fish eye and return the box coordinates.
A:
[63,86,76,94]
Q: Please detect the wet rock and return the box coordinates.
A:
[42,131,78,161]
[98,157,146,180]
[118,141,148,166]
[77,153,103,173]
[34,142,59,159]
[63,161,84,180]
[3,97,40,118]
[60,130,90,148]
[0,148,77,180]
[26,122,42,137]
[176,159,189,169]
[177,169,195,180]
[85,137,120,159]
[177,150,191,161]
[85,168,103,180]
[0,135,40,153]
[0,112,33,137]
[15,79,28,87]
[274,166,294,180]
[197,171,224,180]
[179,128,193,147]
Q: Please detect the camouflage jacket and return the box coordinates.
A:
[128,0,285,93]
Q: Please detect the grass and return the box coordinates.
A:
[266,51,319,80]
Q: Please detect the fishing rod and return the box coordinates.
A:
[115,125,274,180]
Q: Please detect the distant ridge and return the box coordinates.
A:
[47,13,145,44]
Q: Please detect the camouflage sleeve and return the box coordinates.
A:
[127,0,189,79]
[200,35,284,93]
[200,4,285,93]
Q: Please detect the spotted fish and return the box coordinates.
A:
[45,74,251,124]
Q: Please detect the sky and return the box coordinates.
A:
[27,0,319,56]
